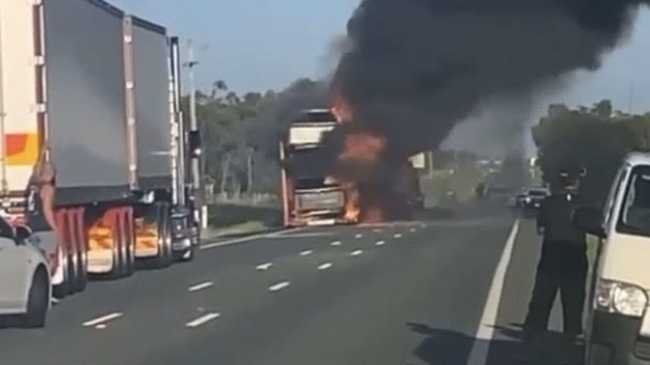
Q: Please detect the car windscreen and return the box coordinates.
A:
[618,166,650,237]
[529,190,547,197]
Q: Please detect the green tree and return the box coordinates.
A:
[532,103,638,204]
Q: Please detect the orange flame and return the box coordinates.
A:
[343,183,361,222]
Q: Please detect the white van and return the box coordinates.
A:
[574,153,650,365]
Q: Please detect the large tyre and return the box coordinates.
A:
[153,202,173,268]
[73,209,88,292]
[122,208,136,276]
[22,268,49,328]
[52,248,71,299]
[108,210,126,279]
[156,203,174,267]
[174,245,195,263]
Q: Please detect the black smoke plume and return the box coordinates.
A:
[332,0,647,165]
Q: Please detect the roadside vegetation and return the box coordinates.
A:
[533,100,650,204]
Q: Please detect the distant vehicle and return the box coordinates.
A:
[0,218,50,328]
[574,153,650,365]
[0,0,201,299]
[520,187,549,209]
[279,109,356,227]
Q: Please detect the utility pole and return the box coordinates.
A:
[184,40,207,229]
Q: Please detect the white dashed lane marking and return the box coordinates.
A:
[355,234,364,239]
[186,313,221,328]
[188,281,214,292]
[350,250,364,257]
[317,263,333,271]
[331,241,342,247]
[375,241,386,246]
[393,233,403,239]
[300,250,313,256]
[83,312,124,327]
[269,281,291,292]
[256,263,273,271]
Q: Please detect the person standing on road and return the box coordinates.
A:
[27,150,60,269]
[523,168,588,342]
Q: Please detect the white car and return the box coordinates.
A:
[0,217,51,328]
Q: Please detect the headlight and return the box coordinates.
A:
[324,176,338,185]
[525,197,532,204]
[595,279,648,317]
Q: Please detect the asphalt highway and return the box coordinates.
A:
[0,205,579,365]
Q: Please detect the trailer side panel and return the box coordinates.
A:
[44,0,130,204]
[131,17,172,190]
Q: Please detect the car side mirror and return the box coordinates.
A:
[14,225,32,243]
[188,130,202,158]
[573,206,605,238]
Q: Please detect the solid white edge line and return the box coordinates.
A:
[200,228,305,250]
[466,220,520,365]
[82,312,124,327]
[186,312,221,328]
[317,263,333,270]
[268,281,291,292]
[188,281,214,292]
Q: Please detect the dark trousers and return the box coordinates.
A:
[524,249,587,336]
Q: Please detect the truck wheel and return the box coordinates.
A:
[108,210,126,279]
[73,209,88,292]
[23,268,49,328]
[52,250,71,298]
[154,202,173,268]
[174,246,195,262]
[122,208,135,276]
[65,212,80,294]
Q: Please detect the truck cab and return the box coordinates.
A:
[279,109,353,227]
[575,153,650,365]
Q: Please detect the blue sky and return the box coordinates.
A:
[111,0,650,154]
[110,0,359,93]
[111,1,650,113]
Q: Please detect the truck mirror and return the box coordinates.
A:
[189,130,202,158]
[573,206,605,238]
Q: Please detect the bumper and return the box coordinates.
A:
[522,201,542,209]
[587,311,650,365]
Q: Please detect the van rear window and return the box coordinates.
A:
[618,166,650,237]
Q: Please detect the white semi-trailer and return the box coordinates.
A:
[0,0,202,297]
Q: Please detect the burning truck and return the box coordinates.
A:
[279,109,424,227]
[279,109,357,227]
